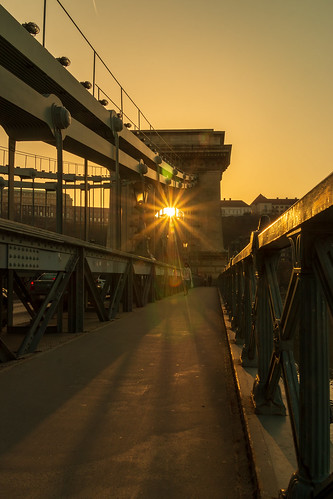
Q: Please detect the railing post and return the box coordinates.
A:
[281,231,330,498]
[42,0,47,47]
[92,51,96,97]
[230,267,237,330]
[120,88,123,117]
[251,246,285,415]
[234,263,244,344]
[241,259,257,367]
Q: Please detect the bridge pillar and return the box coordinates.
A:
[141,129,232,279]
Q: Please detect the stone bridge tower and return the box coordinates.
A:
[141,129,232,279]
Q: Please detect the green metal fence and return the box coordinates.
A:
[219,173,333,498]
[0,216,183,363]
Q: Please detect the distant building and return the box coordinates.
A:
[221,194,298,217]
[0,188,73,219]
[221,198,251,217]
[221,194,299,258]
[250,194,298,216]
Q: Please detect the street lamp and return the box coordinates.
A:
[133,181,149,205]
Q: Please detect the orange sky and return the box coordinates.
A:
[1,0,332,204]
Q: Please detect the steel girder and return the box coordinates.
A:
[17,253,80,355]
[0,217,182,362]
[0,5,187,186]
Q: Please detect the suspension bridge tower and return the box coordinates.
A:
[141,129,232,279]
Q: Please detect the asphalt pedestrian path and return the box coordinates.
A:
[0,287,257,498]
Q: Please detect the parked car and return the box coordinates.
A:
[29,272,57,304]
[95,274,111,295]
[29,272,111,307]
[95,275,106,290]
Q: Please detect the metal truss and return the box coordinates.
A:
[0,219,182,362]
[0,3,185,363]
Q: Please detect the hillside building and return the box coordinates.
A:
[250,194,298,216]
[221,194,298,217]
[221,199,251,217]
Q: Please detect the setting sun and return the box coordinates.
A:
[155,207,184,218]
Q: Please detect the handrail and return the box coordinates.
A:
[94,84,179,165]
[39,0,182,167]
[219,172,333,498]
[0,145,107,177]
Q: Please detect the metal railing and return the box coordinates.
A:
[219,173,333,498]
[0,145,113,243]
[0,214,184,363]
[39,0,181,167]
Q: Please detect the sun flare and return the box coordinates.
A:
[155,207,184,218]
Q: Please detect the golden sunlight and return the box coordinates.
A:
[155,207,184,218]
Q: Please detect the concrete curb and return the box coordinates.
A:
[217,289,296,499]
[217,289,262,498]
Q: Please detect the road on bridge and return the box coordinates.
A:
[0,287,257,498]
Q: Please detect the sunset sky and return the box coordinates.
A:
[1,0,332,204]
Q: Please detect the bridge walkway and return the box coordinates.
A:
[0,287,257,499]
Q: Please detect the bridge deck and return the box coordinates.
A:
[0,288,256,498]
